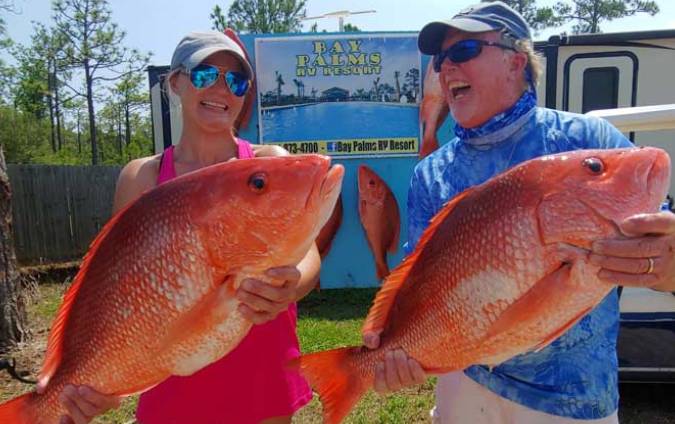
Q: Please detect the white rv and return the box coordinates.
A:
[531,29,675,381]
[534,29,675,195]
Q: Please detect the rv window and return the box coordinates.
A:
[582,67,619,114]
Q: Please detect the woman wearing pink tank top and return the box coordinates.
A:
[55,30,316,424]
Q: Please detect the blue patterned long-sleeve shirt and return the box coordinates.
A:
[405,106,633,419]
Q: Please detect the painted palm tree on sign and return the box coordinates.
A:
[275,70,285,104]
[292,78,305,98]
[394,71,401,102]
[371,77,380,101]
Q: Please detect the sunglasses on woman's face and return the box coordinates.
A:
[433,39,516,72]
[185,63,250,96]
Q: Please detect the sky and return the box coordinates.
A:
[3,0,675,68]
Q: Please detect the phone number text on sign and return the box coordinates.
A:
[275,137,418,157]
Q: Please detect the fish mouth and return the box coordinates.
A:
[626,147,671,212]
[302,156,343,212]
[316,164,344,228]
[645,148,671,201]
[321,164,345,200]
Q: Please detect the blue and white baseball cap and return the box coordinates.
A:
[418,1,532,55]
[170,31,253,78]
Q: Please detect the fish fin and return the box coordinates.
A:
[375,257,390,280]
[485,264,590,345]
[0,392,35,424]
[317,196,343,258]
[362,189,473,336]
[362,260,405,334]
[485,264,572,339]
[38,200,136,388]
[425,188,473,238]
[533,306,593,353]
[294,347,368,424]
[385,196,400,254]
[419,135,440,159]
[160,275,237,353]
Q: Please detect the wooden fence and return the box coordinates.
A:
[7,164,122,265]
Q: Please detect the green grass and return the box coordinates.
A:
[293,288,435,424]
[6,283,434,424]
[8,282,671,424]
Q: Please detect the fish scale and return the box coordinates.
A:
[0,155,344,424]
[297,147,670,424]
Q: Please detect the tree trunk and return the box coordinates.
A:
[84,60,98,165]
[125,104,131,148]
[54,73,63,150]
[0,148,27,353]
[77,110,82,154]
[47,90,57,153]
[117,105,123,156]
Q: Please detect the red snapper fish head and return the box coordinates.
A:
[358,165,387,205]
[537,147,671,249]
[188,154,344,272]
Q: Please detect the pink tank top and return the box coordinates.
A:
[136,139,311,424]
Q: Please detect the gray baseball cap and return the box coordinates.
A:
[418,1,531,55]
[170,31,253,78]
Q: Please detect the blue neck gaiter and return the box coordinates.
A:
[453,90,537,141]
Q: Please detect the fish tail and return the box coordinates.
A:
[0,392,36,424]
[419,133,440,159]
[375,257,390,280]
[295,347,369,424]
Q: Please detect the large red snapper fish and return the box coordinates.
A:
[419,60,449,159]
[0,155,344,424]
[298,147,670,424]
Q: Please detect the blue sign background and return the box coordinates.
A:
[238,32,455,288]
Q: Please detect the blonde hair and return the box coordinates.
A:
[513,38,543,89]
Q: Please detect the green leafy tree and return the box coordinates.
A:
[0,1,17,104]
[62,97,87,155]
[213,0,307,34]
[113,69,149,152]
[12,43,49,119]
[553,0,659,33]
[481,0,565,32]
[13,24,72,151]
[210,5,229,31]
[342,23,360,32]
[53,0,151,165]
[0,105,53,163]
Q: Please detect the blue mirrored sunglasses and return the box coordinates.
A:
[433,39,516,72]
[186,64,250,96]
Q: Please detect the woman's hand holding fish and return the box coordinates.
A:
[236,267,303,324]
[590,212,675,292]
[54,385,121,424]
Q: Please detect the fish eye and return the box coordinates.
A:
[248,172,267,192]
[582,157,604,175]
